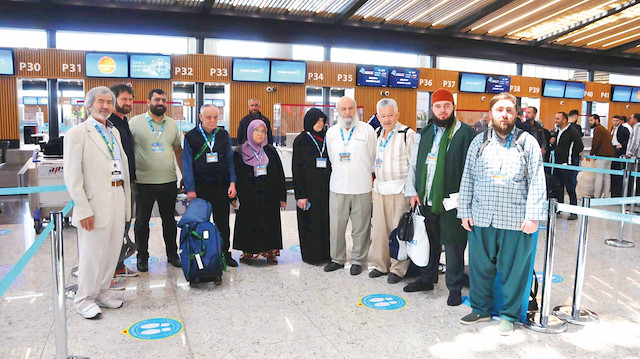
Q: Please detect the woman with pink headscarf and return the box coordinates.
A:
[233,119,287,265]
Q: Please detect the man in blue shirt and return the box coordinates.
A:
[183,104,238,267]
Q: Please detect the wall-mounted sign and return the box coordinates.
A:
[86,52,128,78]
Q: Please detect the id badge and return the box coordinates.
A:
[254,165,267,177]
[426,153,438,165]
[375,157,383,168]
[151,142,164,152]
[490,172,508,185]
[316,158,327,168]
[339,152,351,162]
[206,152,219,163]
[111,160,122,181]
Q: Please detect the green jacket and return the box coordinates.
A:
[415,120,477,245]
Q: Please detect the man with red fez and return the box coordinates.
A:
[404,88,477,306]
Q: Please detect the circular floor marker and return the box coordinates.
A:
[124,318,183,340]
[535,271,565,284]
[360,294,406,311]
[124,256,160,266]
[0,229,12,236]
[288,245,301,252]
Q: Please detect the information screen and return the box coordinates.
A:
[0,49,14,75]
[388,68,419,89]
[356,65,389,87]
[543,80,566,98]
[631,87,640,103]
[205,99,225,107]
[485,75,511,93]
[611,86,632,102]
[232,58,270,82]
[564,82,586,99]
[459,73,487,93]
[23,96,38,105]
[129,54,171,79]
[270,60,306,84]
[85,52,128,78]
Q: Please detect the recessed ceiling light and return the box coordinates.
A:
[363,0,393,19]
[432,0,480,26]
[571,17,640,43]
[386,0,420,22]
[409,0,451,24]
[471,0,534,32]
[488,0,561,34]
[507,0,591,36]
[589,24,640,46]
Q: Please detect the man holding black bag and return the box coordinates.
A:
[405,88,476,306]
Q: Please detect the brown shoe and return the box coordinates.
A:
[267,255,278,265]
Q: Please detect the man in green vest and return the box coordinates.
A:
[405,88,477,306]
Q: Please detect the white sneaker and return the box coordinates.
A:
[77,303,102,319]
[96,297,123,309]
[109,278,126,290]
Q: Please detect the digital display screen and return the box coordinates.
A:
[232,58,270,82]
[564,81,586,99]
[129,54,171,79]
[38,97,48,105]
[631,87,640,103]
[543,80,566,98]
[612,86,632,102]
[356,65,389,87]
[270,60,306,84]
[486,75,511,93]
[23,96,38,105]
[388,68,419,89]
[85,52,128,78]
[0,49,14,75]
[459,73,487,93]
[205,99,225,107]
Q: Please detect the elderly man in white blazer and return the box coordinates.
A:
[64,86,132,319]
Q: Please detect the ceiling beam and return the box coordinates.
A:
[607,37,640,53]
[534,0,639,44]
[334,0,368,25]
[202,0,215,14]
[444,0,516,33]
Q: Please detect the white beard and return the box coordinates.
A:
[337,112,360,129]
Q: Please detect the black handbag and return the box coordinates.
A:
[396,206,415,242]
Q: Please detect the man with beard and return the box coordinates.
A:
[107,84,138,287]
[236,98,273,145]
[129,89,183,272]
[458,92,546,336]
[324,96,376,275]
[405,88,476,306]
[524,106,548,157]
[587,114,614,198]
[550,111,583,218]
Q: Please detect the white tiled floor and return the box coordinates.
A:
[1,200,640,358]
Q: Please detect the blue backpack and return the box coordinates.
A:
[177,198,225,284]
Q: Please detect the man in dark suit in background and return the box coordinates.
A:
[550,111,583,219]
[611,115,630,196]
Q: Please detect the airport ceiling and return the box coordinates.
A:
[1,0,640,74]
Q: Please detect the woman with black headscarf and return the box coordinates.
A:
[292,108,331,264]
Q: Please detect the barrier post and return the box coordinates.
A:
[605,164,635,248]
[525,199,568,333]
[553,198,599,324]
[631,158,639,213]
[50,211,68,359]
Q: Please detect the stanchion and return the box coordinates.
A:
[553,198,599,324]
[605,163,635,248]
[631,158,639,214]
[525,199,568,333]
[50,211,88,359]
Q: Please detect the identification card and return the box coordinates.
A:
[206,152,219,163]
[316,158,327,168]
[375,157,383,168]
[426,153,438,165]
[254,165,267,177]
[111,160,122,181]
[151,142,164,152]
[490,172,508,185]
[339,152,351,161]
[195,253,204,270]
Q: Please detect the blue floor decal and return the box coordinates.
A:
[124,318,183,340]
[360,294,406,310]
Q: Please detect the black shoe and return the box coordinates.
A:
[225,252,238,267]
[168,257,182,268]
[137,260,148,272]
[350,264,363,276]
[447,290,462,306]
[213,276,222,286]
[403,280,434,292]
[568,214,578,220]
[387,273,402,284]
[368,269,387,278]
[324,262,344,272]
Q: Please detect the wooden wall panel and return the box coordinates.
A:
[539,98,582,129]
[609,102,640,121]
[305,61,324,86]
[510,76,542,97]
[229,82,305,138]
[585,82,611,102]
[171,54,231,83]
[84,78,174,119]
[323,62,355,88]
[0,76,19,140]
[354,86,417,130]
[456,93,490,126]
[14,48,85,79]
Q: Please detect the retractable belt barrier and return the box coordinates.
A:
[583,155,637,163]
[543,162,624,176]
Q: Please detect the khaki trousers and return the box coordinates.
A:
[371,190,411,276]
[74,187,126,311]
[329,191,372,266]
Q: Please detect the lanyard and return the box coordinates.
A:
[433,119,456,143]
[340,127,355,148]
[504,132,514,148]
[93,121,115,160]
[198,125,218,152]
[251,148,264,165]
[379,129,394,150]
[146,113,164,141]
[306,132,325,157]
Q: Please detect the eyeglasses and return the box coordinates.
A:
[253,129,267,134]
